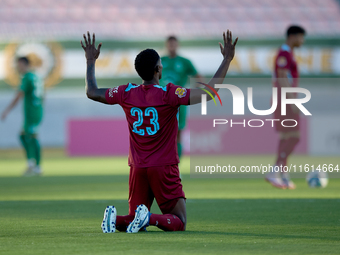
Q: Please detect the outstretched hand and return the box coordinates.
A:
[81,32,102,61]
[219,30,238,61]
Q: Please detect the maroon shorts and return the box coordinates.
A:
[128,164,185,215]
[274,105,300,133]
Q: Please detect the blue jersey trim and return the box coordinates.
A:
[153,85,167,91]
[125,83,140,92]
[281,44,291,52]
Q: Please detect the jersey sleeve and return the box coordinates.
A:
[185,59,198,76]
[105,85,124,105]
[166,83,191,107]
[276,51,292,70]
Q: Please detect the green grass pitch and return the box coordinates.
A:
[0,150,339,255]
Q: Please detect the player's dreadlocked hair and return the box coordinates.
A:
[286,25,306,37]
[134,49,160,81]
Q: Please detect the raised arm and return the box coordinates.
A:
[190,30,238,105]
[81,32,108,104]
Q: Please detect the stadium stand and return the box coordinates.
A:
[0,0,339,40]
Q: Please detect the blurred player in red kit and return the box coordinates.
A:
[81,30,238,233]
[265,25,306,190]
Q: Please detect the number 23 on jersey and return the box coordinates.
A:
[131,107,160,136]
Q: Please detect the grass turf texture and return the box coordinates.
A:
[0,150,339,254]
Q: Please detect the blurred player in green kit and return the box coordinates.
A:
[1,57,44,176]
[160,36,203,158]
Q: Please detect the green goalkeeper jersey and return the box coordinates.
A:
[19,72,44,123]
[160,55,198,88]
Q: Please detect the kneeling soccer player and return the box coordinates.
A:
[80,30,237,232]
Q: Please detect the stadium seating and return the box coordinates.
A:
[0,0,339,39]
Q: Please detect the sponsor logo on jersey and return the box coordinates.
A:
[175,87,187,98]
[277,56,287,67]
[109,87,119,97]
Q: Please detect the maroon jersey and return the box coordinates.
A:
[273,44,299,88]
[105,83,190,167]
[273,44,300,131]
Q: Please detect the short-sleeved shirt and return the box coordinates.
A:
[273,44,299,88]
[105,83,191,167]
[19,72,44,122]
[160,55,198,88]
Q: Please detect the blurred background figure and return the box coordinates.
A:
[1,57,44,176]
[160,36,203,159]
[265,25,306,189]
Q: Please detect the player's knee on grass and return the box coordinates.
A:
[159,198,186,227]
[169,198,187,230]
